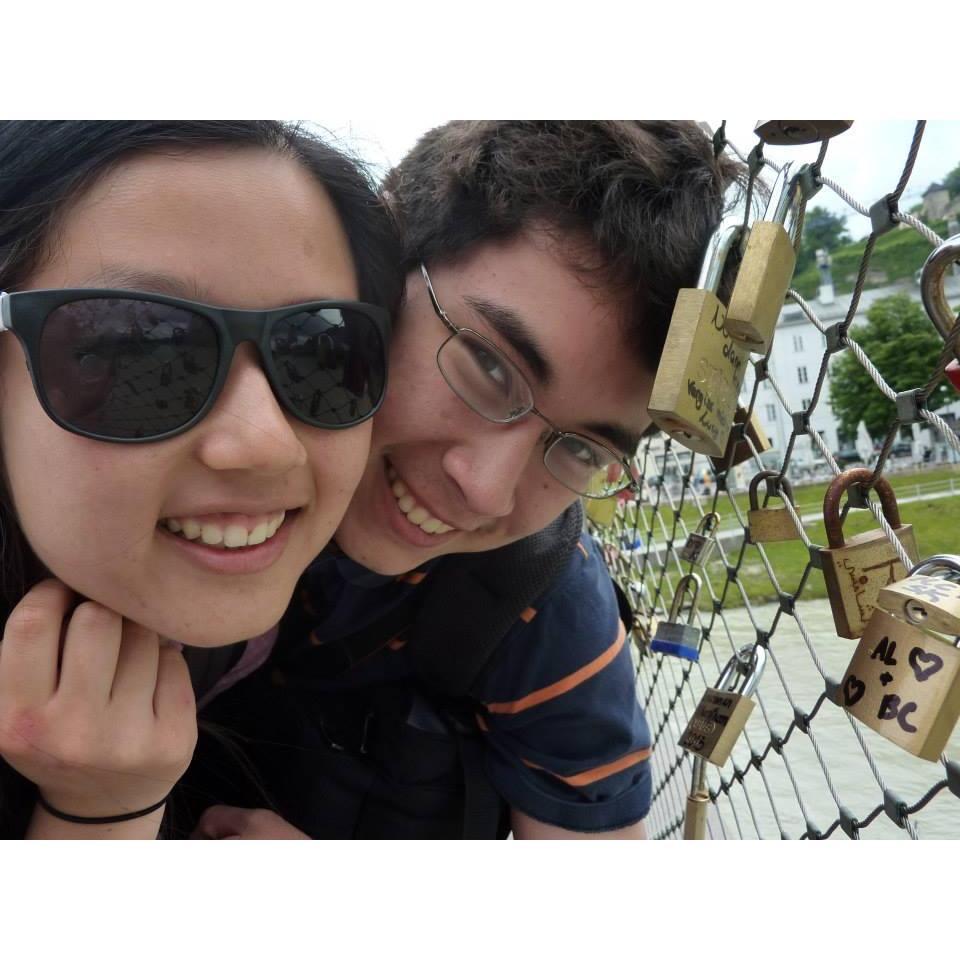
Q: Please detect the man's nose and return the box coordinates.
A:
[192,343,307,474]
[441,417,548,519]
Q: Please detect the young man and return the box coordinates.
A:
[195,121,741,839]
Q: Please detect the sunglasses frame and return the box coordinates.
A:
[0,287,391,443]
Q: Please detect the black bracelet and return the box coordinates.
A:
[36,793,169,825]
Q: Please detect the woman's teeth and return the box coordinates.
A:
[162,511,286,549]
[387,468,454,535]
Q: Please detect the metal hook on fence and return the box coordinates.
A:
[921,234,960,376]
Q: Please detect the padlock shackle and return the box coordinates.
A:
[748,470,794,511]
[763,162,802,238]
[909,553,960,581]
[920,233,960,341]
[695,511,720,536]
[696,179,759,294]
[823,468,902,550]
[716,643,767,697]
[668,573,702,625]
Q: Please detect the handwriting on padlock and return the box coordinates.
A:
[842,557,900,621]
[843,675,866,707]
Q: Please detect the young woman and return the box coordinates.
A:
[0,121,402,838]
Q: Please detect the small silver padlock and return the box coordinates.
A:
[679,512,720,566]
[650,573,702,662]
[679,642,767,767]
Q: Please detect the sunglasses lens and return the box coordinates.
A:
[38,298,218,439]
[269,307,386,426]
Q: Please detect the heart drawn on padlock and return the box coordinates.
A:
[908,646,944,683]
[843,674,866,707]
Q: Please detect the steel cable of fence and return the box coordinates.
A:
[591,120,960,839]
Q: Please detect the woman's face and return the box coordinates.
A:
[0,146,371,646]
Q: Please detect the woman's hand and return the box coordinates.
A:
[192,805,310,840]
[0,579,197,828]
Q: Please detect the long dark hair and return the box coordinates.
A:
[0,121,403,838]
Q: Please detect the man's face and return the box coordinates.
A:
[334,229,655,575]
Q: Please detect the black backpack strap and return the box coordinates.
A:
[406,500,584,698]
[300,590,424,680]
[610,576,634,634]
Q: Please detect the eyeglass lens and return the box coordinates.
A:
[37,298,384,439]
[437,329,626,497]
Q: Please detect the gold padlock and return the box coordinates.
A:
[726,163,800,352]
[838,557,960,762]
[747,470,800,543]
[679,642,767,767]
[709,404,771,472]
[648,185,752,457]
[820,469,919,639]
[584,494,617,528]
[679,512,720,565]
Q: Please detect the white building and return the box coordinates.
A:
[747,272,960,477]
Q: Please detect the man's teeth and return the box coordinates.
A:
[387,471,454,535]
[162,511,286,549]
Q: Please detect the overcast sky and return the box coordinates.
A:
[314,119,960,242]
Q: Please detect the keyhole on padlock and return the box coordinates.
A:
[905,599,928,625]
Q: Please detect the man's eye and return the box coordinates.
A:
[564,437,603,469]
[468,341,511,389]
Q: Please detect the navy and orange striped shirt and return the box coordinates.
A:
[291,531,652,833]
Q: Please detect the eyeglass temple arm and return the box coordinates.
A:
[0,293,10,332]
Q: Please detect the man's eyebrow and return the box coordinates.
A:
[80,267,207,301]
[581,421,642,459]
[463,295,553,385]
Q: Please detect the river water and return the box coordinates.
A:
[641,598,960,840]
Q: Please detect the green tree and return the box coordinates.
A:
[797,206,852,273]
[944,161,960,198]
[829,293,954,442]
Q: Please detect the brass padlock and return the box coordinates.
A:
[679,642,767,767]
[878,553,960,638]
[679,512,720,566]
[747,471,800,543]
[838,555,960,761]
[821,469,919,639]
[584,494,617,528]
[725,163,799,353]
[648,185,752,457]
[709,403,771,472]
[650,573,703,662]
[754,120,853,145]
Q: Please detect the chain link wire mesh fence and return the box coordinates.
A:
[588,121,960,839]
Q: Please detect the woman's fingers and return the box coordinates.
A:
[56,600,123,703]
[0,579,75,705]
[110,621,160,708]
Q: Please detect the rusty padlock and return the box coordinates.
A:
[747,470,800,543]
[679,512,720,566]
[648,182,752,457]
[820,469,919,639]
[650,574,703,662]
[726,163,800,352]
[680,642,767,767]
[838,554,960,762]
[754,121,853,145]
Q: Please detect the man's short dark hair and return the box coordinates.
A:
[383,120,744,372]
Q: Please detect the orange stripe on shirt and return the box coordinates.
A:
[519,606,537,623]
[483,620,626,715]
[521,747,652,787]
[395,570,428,585]
[576,540,589,559]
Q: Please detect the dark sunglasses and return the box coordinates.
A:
[0,288,391,442]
